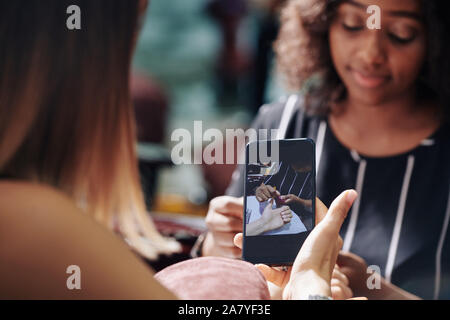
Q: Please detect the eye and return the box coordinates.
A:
[342,23,364,32]
[388,25,419,45]
[388,32,416,45]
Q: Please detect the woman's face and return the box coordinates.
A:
[329,0,427,106]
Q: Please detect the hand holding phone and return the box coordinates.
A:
[236,190,358,299]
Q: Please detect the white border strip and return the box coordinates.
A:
[315,121,327,174]
[434,186,450,299]
[342,158,367,252]
[276,95,298,140]
[385,155,415,283]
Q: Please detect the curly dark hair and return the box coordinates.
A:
[274,0,450,121]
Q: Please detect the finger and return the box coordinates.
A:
[279,209,291,216]
[278,205,290,212]
[331,282,353,300]
[233,233,243,249]
[210,196,244,218]
[267,185,280,198]
[281,214,292,221]
[211,231,239,247]
[205,213,243,232]
[267,185,276,195]
[331,285,345,300]
[332,267,349,286]
[255,264,289,287]
[218,245,242,259]
[331,279,353,298]
[261,186,271,199]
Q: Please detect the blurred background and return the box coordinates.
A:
[131,0,290,218]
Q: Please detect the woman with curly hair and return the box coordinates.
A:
[205,0,450,299]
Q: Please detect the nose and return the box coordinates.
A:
[359,30,386,67]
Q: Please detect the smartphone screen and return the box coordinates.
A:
[242,139,316,265]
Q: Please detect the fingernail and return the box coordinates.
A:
[346,190,357,204]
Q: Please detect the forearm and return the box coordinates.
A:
[246,218,269,236]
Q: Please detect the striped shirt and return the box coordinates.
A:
[226,95,450,299]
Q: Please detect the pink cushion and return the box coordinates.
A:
[155,257,270,300]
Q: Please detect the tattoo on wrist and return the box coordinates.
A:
[308,294,333,300]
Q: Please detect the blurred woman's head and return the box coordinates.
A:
[0,0,179,259]
[275,0,450,120]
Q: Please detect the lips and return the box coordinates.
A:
[350,69,390,89]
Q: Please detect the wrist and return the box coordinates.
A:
[286,270,331,300]
[246,218,268,236]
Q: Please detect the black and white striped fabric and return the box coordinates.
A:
[226,95,450,299]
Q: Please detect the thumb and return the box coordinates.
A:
[320,190,357,234]
[233,233,243,249]
[256,264,286,287]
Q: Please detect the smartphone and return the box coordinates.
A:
[242,138,316,265]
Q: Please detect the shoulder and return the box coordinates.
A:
[0,180,72,202]
[252,94,306,129]
[0,181,93,261]
[0,181,79,225]
[0,181,174,299]
[252,94,324,140]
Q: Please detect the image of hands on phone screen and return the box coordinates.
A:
[243,139,315,265]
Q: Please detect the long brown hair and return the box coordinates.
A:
[0,0,180,259]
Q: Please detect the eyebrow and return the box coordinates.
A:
[344,0,423,21]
